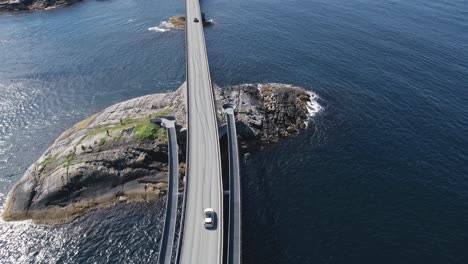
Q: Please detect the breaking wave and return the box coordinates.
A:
[306,91,321,117]
[148,21,177,33]
[305,91,322,126]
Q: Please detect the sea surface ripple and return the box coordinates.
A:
[0,0,467,263]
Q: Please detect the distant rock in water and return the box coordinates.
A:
[148,15,214,32]
[0,0,80,12]
[167,14,215,27]
[169,16,186,27]
[1,83,319,224]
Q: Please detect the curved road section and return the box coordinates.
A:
[152,117,179,264]
[179,0,224,263]
[223,105,242,264]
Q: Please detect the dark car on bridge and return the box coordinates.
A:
[194,18,199,23]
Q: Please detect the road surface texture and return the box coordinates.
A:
[179,0,224,263]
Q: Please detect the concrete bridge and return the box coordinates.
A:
[155,0,242,263]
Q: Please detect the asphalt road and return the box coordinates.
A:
[179,0,224,263]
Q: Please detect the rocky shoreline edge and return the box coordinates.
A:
[0,0,80,12]
[148,15,214,33]
[1,83,320,224]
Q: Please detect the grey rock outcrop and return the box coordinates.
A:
[217,83,312,149]
[0,0,80,12]
[2,83,315,224]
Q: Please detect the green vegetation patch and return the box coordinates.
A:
[40,109,172,177]
[83,108,172,140]
[155,127,167,142]
[49,108,172,174]
[64,150,76,175]
[98,137,106,146]
[39,153,60,170]
[133,122,167,142]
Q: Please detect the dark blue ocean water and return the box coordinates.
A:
[1,0,467,263]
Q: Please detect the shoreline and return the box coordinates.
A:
[0,0,81,12]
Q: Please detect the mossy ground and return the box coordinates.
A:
[39,108,171,173]
[133,122,167,142]
[81,107,171,143]
[39,153,60,168]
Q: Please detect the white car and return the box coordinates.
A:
[204,208,216,229]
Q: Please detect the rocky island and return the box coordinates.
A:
[149,15,214,32]
[0,0,80,11]
[168,15,214,27]
[1,83,319,224]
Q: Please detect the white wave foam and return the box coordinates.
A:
[148,21,177,33]
[305,91,322,126]
[148,27,169,32]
